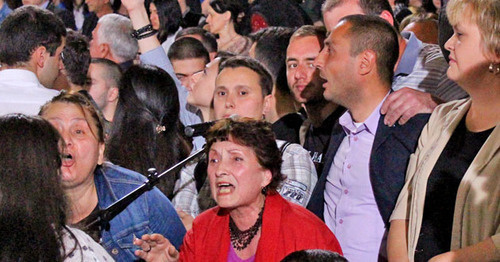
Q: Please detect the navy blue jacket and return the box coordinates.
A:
[307,113,430,226]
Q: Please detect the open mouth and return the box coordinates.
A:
[61,153,74,167]
[217,182,234,194]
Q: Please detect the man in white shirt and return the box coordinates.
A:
[0,6,66,116]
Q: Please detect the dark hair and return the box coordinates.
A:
[209,0,251,35]
[39,91,106,143]
[176,27,219,53]
[0,114,76,261]
[106,65,191,198]
[168,37,210,64]
[281,249,348,262]
[218,56,273,96]
[90,58,123,90]
[342,15,399,85]
[250,27,295,104]
[289,25,327,48]
[205,118,284,192]
[0,6,66,66]
[249,0,307,28]
[62,30,91,86]
[151,0,184,43]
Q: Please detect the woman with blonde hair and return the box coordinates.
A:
[387,0,499,260]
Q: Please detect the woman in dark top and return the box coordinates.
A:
[387,0,499,260]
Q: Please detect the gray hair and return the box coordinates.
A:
[97,14,138,63]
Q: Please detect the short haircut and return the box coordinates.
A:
[91,58,123,89]
[399,12,438,32]
[342,15,399,85]
[97,14,138,63]
[289,25,327,49]
[168,37,210,64]
[218,56,274,96]
[176,27,218,53]
[0,6,66,66]
[205,117,284,193]
[447,0,499,58]
[322,0,398,30]
[281,250,348,262]
[62,30,91,86]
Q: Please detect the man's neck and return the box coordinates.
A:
[304,100,339,127]
[102,103,116,122]
[349,84,390,123]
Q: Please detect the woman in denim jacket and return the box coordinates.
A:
[40,91,186,261]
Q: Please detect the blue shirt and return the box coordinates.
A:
[0,2,12,24]
[95,162,186,261]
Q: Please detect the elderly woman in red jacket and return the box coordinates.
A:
[134,118,342,261]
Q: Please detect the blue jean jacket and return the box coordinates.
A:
[95,162,186,261]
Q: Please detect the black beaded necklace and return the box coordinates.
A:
[229,203,265,251]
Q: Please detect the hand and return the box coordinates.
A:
[380,87,439,126]
[428,251,456,262]
[120,0,145,15]
[177,209,194,231]
[134,234,180,262]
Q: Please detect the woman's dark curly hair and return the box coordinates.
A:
[205,117,284,193]
[209,0,251,35]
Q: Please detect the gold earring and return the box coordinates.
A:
[488,62,500,75]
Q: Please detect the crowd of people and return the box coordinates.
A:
[0,0,498,261]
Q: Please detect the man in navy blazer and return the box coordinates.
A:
[308,15,430,261]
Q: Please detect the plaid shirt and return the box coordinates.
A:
[172,140,318,217]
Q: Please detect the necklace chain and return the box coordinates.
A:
[229,202,265,251]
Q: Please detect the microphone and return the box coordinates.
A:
[184,115,238,137]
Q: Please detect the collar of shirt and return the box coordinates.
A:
[338,92,390,136]
[40,0,50,9]
[394,32,423,77]
[0,69,44,87]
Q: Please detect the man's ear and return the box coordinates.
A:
[358,50,376,76]
[262,93,273,116]
[33,46,48,69]
[379,10,394,26]
[99,43,111,59]
[107,86,119,103]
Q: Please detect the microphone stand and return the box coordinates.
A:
[85,147,206,232]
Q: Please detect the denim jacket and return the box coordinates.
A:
[95,162,186,261]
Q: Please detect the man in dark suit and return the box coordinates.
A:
[22,0,76,29]
[309,15,430,261]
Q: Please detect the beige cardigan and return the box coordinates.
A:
[391,98,500,260]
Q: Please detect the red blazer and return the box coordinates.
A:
[179,194,342,261]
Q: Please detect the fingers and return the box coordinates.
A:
[168,245,180,259]
[381,88,436,126]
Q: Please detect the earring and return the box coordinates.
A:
[261,186,267,195]
[488,62,500,75]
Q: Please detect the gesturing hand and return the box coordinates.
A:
[134,234,180,262]
[380,87,439,126]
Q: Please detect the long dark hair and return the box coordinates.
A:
[0,114,76,261]
[106,65,192,198]
[210,0,251,35]
[150,0,185,43]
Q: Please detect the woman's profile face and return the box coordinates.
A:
[149,2,160,30]
[206,5,228,34]
[445,19,493,86]
[187,58,220,108]
[207,138,271,210]
[42,102,104,189]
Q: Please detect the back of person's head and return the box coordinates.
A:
[90,58,123,90]
[106,65,191,197]
[342,14,399,85]
[0,114,72,261]
[281,249,348,262]
[97,14,139,63]
[249,0,307,28]
[0,6,66,66]
[322,0,398,30]
[176,27,219,53]
[62,30,91,86]
[210,0,251,35]
[168,37,210,64]
[152,0,184,43]
[251,27,295,79]
[218,56,273,96]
